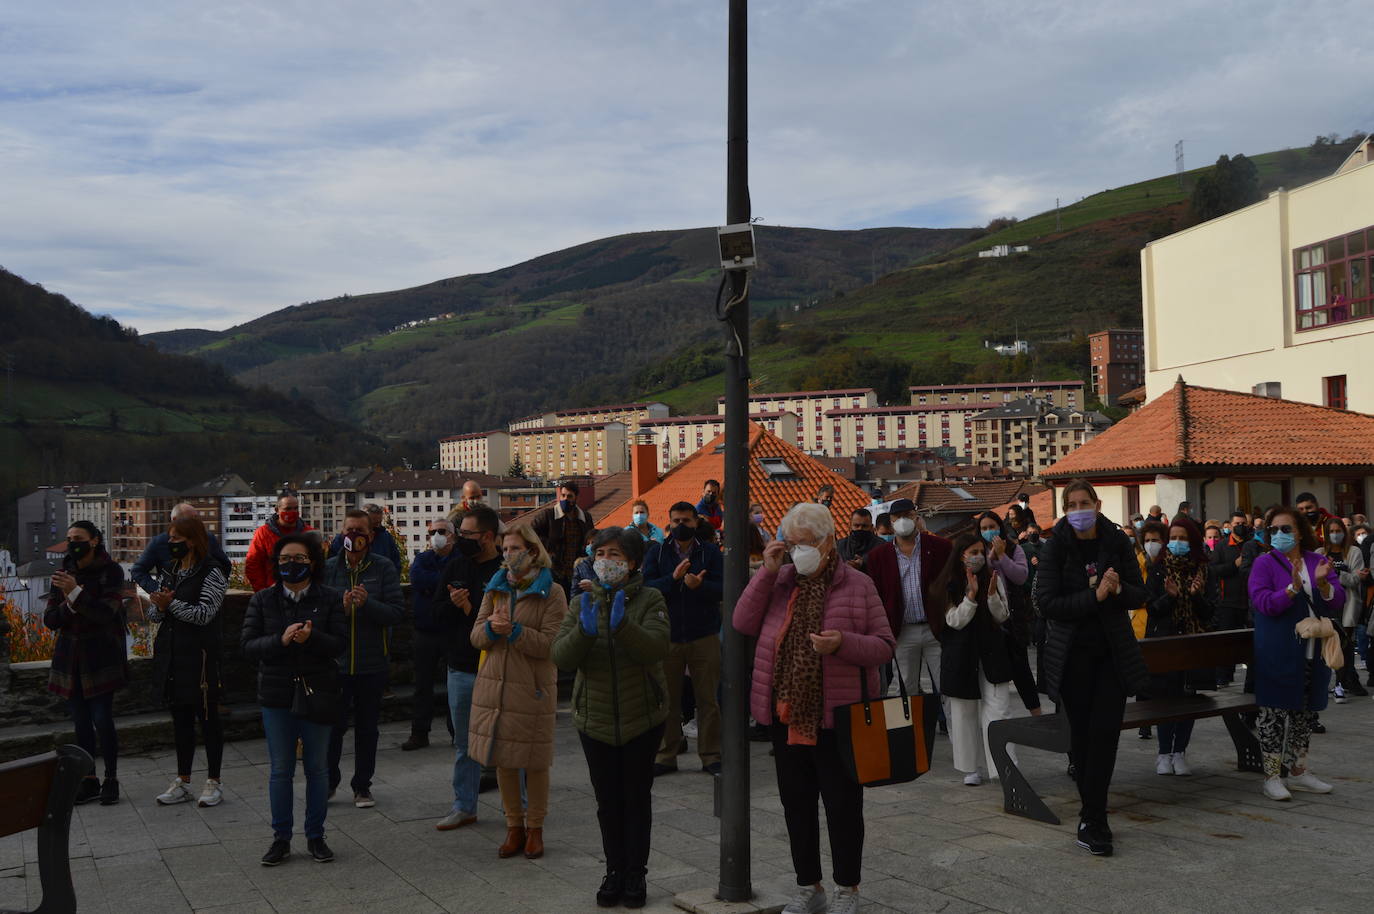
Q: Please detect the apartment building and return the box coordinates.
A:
[1088,329,1144,405]
[823,404,983,460]
[359,469,477,553]
[178,473,257,537]
[16,487,67,564]
[970,398,1112,476]
[221,493,278,567]
[716,389,877,452]
[439,430,512,475]
[509,421,628,480]
[296,467,375,536]
[908,380,1084,410]
[508,402,669,434]
[65,484,115,538]
[640,411,799,471]
[106,483,179,563]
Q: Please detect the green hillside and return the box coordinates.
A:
[0,268,391,546]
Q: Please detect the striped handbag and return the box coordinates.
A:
[833,665,937,787]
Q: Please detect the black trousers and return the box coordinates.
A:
[771,724,864,888]
[68,675,118,780]
[411,630,454,737]
[172,703,224,781]
[1007,641,1041,711]
[328,670,387,793]
[1057,647,1126,825]
[580,723,664,878]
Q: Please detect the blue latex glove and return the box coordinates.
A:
[579,591,598,636]
[609,589,626,630]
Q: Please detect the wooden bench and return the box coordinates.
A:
[989,630,1261,824]
[0,745,94,914]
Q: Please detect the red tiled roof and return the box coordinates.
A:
[1116,385,1147,407]
[1043,380,1374,478]
[909,381,1083,392]
[504,471,634,526]
[889,479,1045,515]
[594,423,871,533]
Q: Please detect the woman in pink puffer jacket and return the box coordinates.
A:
[734,503,894,914]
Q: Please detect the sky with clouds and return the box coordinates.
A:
[2,0,1371,333]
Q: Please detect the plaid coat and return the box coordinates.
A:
[44,549,128,699]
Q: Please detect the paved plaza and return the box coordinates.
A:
[2,687,1370,914]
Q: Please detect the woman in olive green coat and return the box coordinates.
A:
[552,527,670,910]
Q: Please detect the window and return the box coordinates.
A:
[1325,374,1348,410]
[1295,225,1374,329]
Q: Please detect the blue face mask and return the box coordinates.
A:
[879,533,895,543]
[981,529,998,543]
[559,499,574,513]
[585,544,593,556]
[1270,531,1296,553]
[1133,520,1144,530]
[1255,528,1268,544]
[1166,540,1191,557]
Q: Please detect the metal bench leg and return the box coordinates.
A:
[1222,712,1263,773]
[990,727,1061,825]
[33,745,92,914]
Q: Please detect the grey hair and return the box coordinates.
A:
[778,502,835,542]
[429,517,454,533]
[170,502,198,522]
[362,503,384,514]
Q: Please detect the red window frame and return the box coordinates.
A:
[1325,374,1348,410]
[1295,225,1374,330]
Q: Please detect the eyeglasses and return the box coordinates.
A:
[277,555,311,565]
[1267,524,1295,535]
[458,529,483,539]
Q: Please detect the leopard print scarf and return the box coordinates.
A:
[1163,554,1206,635]
[773,551,837,746]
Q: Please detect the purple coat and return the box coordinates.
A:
[1248,549,1345,711]
[733,561,895,729]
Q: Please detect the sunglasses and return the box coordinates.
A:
[1266,524,1295,535]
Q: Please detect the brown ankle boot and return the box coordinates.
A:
[498,826,526,858]
[523,827,544,859]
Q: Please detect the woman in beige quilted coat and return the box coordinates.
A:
[469,525,567,861]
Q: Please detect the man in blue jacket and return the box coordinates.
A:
[402,517,459,751]
[131,502,230,593]
[643,501,724,776]
[324,509,405,808]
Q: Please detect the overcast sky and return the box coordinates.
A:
[3,0,1371,333]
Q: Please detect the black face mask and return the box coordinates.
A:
[67,539,92,560]
[673,523,697,542]
[279,562,311,584]
[455,537,481,558]
[1232,524,1251,540]
[1304,510,1321,523]
[702,492,716,503]
[847,530,877,552]
[168,541,190,560]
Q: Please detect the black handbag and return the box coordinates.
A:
[291,672,339,725]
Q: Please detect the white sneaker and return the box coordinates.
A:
[782,885,828,914]
[1170,752,1191,776]
[156,778,193,805]
[198,779,223,807]
[1334,685,1347,704]
[1288,771,1333,794]
[830,886,861,914]
[962,771,983,786]
[1156,754,1174,776]
[682,720,699,738]
[1262,777,1292,801]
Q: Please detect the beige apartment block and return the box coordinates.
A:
[641,411,799,471]
[297,467,375,536]
[908,380,1084,410]
[439,430,512,475]
[510,421,628,480]
[716,389,877,452]
[971,398,1111,476]
[508,402,669,435]
[822,405,983,459]
[1143,137,1374,413]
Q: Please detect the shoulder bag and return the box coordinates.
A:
[833,664,937,787]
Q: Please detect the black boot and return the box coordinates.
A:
[1076,820,1113,856]
[596,872,623,908]
[261,840,291,866]
[622,873,647,909]
[99,777,120,806]
[74,777,101,806]
[308,837,334,862]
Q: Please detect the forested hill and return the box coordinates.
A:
[0,268,390,542]
[144,226,976,436]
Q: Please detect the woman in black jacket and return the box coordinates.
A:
[44,521,127,806]
[241,534,347,866]
[1034,480,1148,858]
[149,516,231,808]
[1143,516,1215,777]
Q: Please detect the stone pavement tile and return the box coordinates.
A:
[192,902,276,914]
[857,876,987,914]
[160,842,268,909]
[942,874,1104,914]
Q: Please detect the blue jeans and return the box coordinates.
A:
[262,707,331,841]
[448,669,480,815]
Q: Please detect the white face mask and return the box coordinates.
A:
[1359,532,1369,545]
[892,517,917,538]
[593,558,629,585]
[430,532,448,551]
[1143,541,1163,559]
[790,544,822,576]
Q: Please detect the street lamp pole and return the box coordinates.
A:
[718,0,752,903]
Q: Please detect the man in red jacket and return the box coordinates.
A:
[244,493,313,591]
[863,498,952,700]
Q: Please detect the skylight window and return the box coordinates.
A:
[758,457,797,479]
[950,487,975,500]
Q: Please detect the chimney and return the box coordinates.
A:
[631,436,659,498]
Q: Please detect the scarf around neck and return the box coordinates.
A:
[1163,554,1205,634]
[773,551,837,745]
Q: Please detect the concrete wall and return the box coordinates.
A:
[1142,160,1374,412]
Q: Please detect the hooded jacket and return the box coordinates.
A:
[322,552,405,675]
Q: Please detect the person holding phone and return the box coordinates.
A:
[241,534,347,865]
[433,506,503,832]
[44,521,128,807]
[1034,480,1148,857]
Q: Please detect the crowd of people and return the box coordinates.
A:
[40,480,1368,911]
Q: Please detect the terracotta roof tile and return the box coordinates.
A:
[594,423,872,533]
[1044,380,1374,478]
[889,479,1045,515]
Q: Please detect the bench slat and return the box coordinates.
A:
[1137,629,1253,674]
[0,755,57,840]
[1121,693,1257,728]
